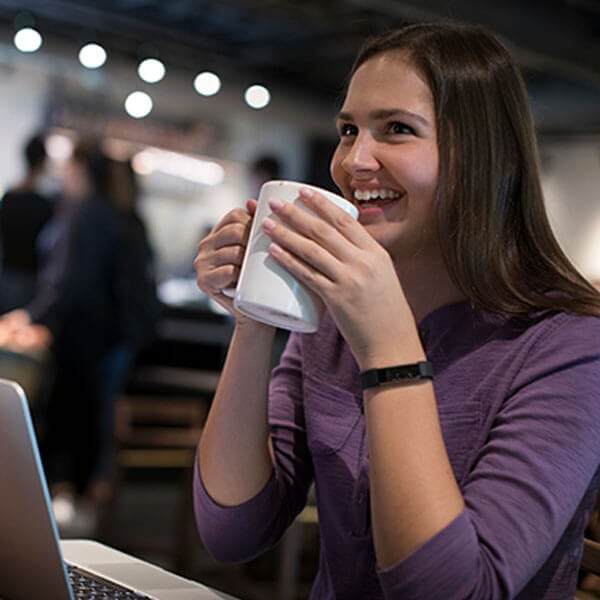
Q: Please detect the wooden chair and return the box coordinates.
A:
[98,370,216,573]
[581,537,600,575]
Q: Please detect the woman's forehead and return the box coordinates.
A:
[341,53,434,119]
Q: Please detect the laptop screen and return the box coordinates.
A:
[0,378,75,600]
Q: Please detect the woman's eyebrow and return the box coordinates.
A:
[336,108,430,127]
[336,111,353,122]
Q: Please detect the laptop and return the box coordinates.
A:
[0,378,236,600]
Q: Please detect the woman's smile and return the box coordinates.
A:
[353,187,403,211]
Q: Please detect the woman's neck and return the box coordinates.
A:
[395,257,465,323]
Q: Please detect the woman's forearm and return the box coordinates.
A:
[362,330,464,568]
[366,380,464,567]
[198,320,277,506]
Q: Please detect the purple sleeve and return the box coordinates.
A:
[193,460,285,562]
[193,332,314,563]
[378,315,600,598]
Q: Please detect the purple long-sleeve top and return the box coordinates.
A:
[194,301,600,599]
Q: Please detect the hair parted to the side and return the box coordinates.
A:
[350,22,600,316]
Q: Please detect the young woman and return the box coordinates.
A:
[192,22,600,599]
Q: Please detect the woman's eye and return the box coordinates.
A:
[338,123,357,137]
[388,121,414,135]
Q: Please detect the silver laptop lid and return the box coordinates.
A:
[0,378,74,600]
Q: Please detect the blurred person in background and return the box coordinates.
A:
[29,139,125,532]
[0,133,55,411]
[0,139,159,533]
[0,132,54,313]
[248,153,282,199]
[91,156,161,502]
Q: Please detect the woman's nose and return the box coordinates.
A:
[341,133,380,174]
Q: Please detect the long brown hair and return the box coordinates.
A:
[350,22,600,316]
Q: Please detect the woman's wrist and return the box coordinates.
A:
[234,316,277,341]
[355,329,426,371]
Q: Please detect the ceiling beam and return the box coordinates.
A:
[346,0,600,86]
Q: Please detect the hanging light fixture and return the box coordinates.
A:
[138,57,166,84]
[244,84,271,109]
[124,90,153,118]
[193,71,222,96]
[14,27,43,53]
[78,42,108,69]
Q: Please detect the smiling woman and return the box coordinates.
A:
[192,21,600,600]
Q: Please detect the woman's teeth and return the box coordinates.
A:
[354,189,401,207]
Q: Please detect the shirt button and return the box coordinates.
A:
[357,491,365,504]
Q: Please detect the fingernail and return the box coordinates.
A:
[299,187,315,199]
[269,242,283,256]
[262,217,276,232]
[269,198,284,211]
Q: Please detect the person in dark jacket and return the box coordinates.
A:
[0,133,54,312]
[0,139,160,531]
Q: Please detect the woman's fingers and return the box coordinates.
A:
[263,218,343,285]
[266,189,373,259]
[267,240,334,298]
[260,188,371,287]
[261,188,399,326]
[195,250,243,293]
[194,207,253,296]
[209,208,253,248]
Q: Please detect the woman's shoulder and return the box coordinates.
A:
[507,310,600,391]
[531,309,600,342]
[482,308,600,362]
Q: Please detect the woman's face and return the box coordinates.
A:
[330,51,441,265]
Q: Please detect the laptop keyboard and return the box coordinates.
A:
[67,564,155,599]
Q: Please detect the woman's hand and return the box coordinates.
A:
[194,199,264,323]
[263,188,418,368]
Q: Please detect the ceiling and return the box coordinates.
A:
[0,0,599,135]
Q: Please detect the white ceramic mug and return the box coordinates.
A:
[224,180,358,332]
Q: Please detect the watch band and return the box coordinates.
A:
[360,361,433,390]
